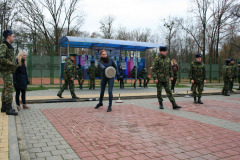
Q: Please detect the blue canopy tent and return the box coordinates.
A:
[59,36,164,88]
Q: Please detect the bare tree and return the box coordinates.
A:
[99,14,116,39]
[178,0,212,63]
[211,0,237,62]
[159,16,179,55]
[0,0,18,40]
[18,0,84,54]
[115,26,130,40]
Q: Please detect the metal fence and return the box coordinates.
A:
[12,44,239,85]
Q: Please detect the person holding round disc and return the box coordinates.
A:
[95,50,119,112]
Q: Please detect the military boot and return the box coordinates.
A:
[107,106,112,112]
[171,101,181,109]
[198,97,203,104]
[159,102,164,109]
[1,102,16,112]
[146,82,148,88]
[1,102,7,112]
[80,85,82,89]
[222,89,224,95]
[194,97,197,104]
[93,86,95,90]
[224,92,230,96]
[133,83,136,88]
[57,94,63,98]
[95,103,103,109]
[6,104,18,116]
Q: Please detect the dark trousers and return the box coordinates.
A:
[171,78,177,90]
[119,78,124,88]
[15,89,26,106]
[99,77,114,107]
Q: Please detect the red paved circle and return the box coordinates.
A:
[42,104,240,159]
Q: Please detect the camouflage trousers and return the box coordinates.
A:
[57,79,76,98]
[133,77,142,86]
[156,82,175,102]
[77,78,84,86]
[89,79,95,88]
[1,72,14,104]
[192,83,203,98]
[229,79,234,90]
[223,80,230,92]
[143,77,150,84]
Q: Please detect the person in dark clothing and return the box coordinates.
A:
[95,50,119,112]
[13,51,30,111]
[118,65,124,89]
[171,59,178,93]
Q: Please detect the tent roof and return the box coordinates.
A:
[59,36,164,51]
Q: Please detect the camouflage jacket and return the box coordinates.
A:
[222,64,231,81]
[131,68,138,78]
[188,60,206,83]
[97,67,101,78]
[75,68,83,80]
[230,63,237,78]
[139,69,148,78]
[87,64,97,79]
[238,65,240,78]
[152,54,173,82]
[0,41,17,73]
[64,57,75,80]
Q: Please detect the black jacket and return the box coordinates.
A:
[13,59,28,90]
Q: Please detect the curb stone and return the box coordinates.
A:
[14,104,30,160]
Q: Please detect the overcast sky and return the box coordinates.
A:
[81,0,191,34]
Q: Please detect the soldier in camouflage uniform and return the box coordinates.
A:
[57,53,79,99]
[139,66,150,88]
[76,64,84,89]
[87,61,97,89]
[131,66,142,88]
[152,46,181,110]
[229,58,237,92]
[189,54,207,104]
[222,59,232,96]
[0,30,18,115]
[237,61,240,90]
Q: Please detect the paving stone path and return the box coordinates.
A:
[19,95,240,160]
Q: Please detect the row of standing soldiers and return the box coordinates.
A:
[131,66,150,88]
[57,56,101,98]
[222,58,240,96]
[76,61,101,90]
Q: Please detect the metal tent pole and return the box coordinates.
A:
[59,46,62,88]
[67,41,70,90]
[135,47,137,89]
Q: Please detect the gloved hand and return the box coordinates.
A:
[117,75,120,81]
[27,80,30,85]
